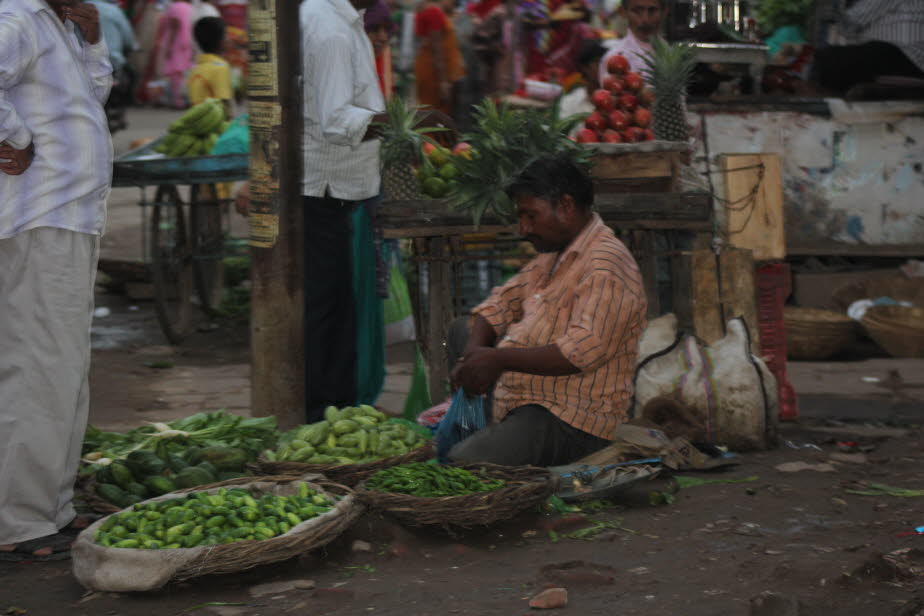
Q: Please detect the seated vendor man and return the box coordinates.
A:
[448,155,647,467]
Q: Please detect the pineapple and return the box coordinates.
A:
[640,39,697,143]
[449,98,592,227]
[378,97,446,201]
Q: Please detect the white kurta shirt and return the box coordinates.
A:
[0,0,113,240]
[300,0,385,201]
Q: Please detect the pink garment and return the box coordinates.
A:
[598,30,654,84]
[155,1,195,79]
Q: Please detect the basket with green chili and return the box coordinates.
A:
[356,462,555,528]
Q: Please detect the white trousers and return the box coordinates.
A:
[0,227,98,544]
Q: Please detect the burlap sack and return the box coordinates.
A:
[72,475,361,592]
[634,316,778,451]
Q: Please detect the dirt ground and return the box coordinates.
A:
[2,109,923,615]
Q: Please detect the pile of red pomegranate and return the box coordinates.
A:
[577,53,655,144]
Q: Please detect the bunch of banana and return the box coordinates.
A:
[155,98,231,158]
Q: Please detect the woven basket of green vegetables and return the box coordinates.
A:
[355,462,555,528]
[255,405,434,487]
[72,474,361,591]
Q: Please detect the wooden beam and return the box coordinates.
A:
[671,250,724,344]
[717,248,759,346]
[248,2,305,430]
[425,237,452,403]
[379,192,713,236]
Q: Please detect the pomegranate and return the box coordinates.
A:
[633,107,651,128]
[602,75,624,95]
[624,126,646,142]
[601,129,623,143]
[606,53,629,75]
[576,128,598,143]
[639,88,655,106]
[607,109,629,131]
[642,128,656,141]
[590,89,615,111]
[585,111,607,132]
[624,72,643,92]
[618,93,638,112]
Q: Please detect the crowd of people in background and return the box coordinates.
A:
[87,0,247,130]
[366,0,653,132]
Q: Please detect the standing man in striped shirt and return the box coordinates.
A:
[449,155,647,467]
[0,0,113,561]
[300,0,388,423]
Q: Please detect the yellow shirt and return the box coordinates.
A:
[186,53,232,105]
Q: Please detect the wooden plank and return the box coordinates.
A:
[788,242,924,257]
[378,192,713,233]
[593,177,673,194]
[382,217,712,238]
[592,151,672,180]
[721,153,786,261]
[671,250,724,344]
[426,237,452,403]
[717,248,759,346]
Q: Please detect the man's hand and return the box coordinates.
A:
[65,2,101,45]
[233,182,250,217]
[0,141,35,176]
[451,346,503,396]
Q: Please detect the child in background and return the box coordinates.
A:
[187,17,233,203]
[186,17,232,119]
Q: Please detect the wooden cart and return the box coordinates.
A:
[378,142,714,401]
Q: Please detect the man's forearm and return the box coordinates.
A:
[494,344,581,377]
[464,314,497,354]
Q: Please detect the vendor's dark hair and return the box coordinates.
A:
[578,39,606,67]
[506,155,594,211]
[193,17,225,54]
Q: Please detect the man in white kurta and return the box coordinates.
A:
[0,0,112,560]
[598,0,664,84]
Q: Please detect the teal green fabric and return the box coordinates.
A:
[352,203,386,405]
[765,25,805,60]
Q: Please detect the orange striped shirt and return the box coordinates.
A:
[473,214,647,440]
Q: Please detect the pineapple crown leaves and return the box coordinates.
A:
[376,97,449,168]
[639,38,697,98]
[447,97,593,227]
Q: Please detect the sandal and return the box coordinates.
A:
[0,532,74,562]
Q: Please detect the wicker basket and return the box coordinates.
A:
[861,305,924,358]
[252,443,435,487]
[355,463,556,528]
[73,474,362,590]
[784,306,857,360]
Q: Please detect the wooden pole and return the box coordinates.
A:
[247,2,305,430]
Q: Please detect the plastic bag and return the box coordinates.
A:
[383,245,416,345]
[435,388,487,462]
[402,345,432,421]
[211,114,249,155]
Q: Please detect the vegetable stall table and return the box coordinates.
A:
[112,138,248,344]
[378,141,715,401]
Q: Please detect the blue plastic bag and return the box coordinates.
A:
[435,389,487,462]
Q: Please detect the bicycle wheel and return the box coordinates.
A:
[189,184,226,314]
[150,185,194,344]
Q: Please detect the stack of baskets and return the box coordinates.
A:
[861,305,924,358]
[784,307,857,360]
